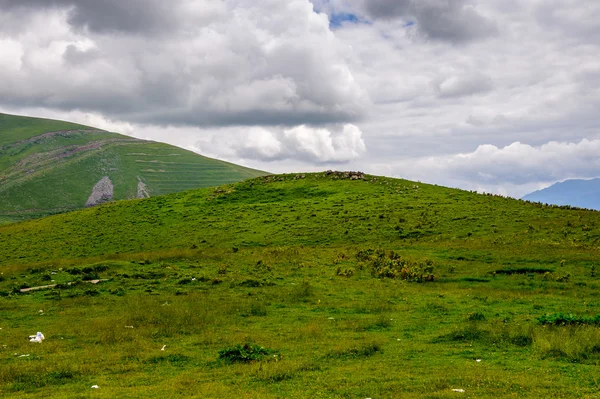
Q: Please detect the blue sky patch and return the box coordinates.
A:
[329,12,360,28]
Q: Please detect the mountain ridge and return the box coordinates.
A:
[522,178,600,210]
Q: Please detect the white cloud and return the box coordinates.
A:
[380,139,600,197]
[193,124,366,164]
[0,0,368,127]
[434,72,493,98]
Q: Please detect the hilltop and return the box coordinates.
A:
[522,178,600,210]
[0,113,266,224]
[1,172,599,398]
[1,171,599,267]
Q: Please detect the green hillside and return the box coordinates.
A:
[1,172,600,398]
[0,113,266,224]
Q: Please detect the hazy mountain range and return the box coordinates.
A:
[522,179,600,210]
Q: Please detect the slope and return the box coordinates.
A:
[0,113,266,224]
[1,171,600,266]
[522,178,600,210]
[1,172,600,398]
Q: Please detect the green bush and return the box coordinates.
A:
[359,250,434,282]
[218,344,275,363]
[467,312,487,321]
[493,267,553,275]
[538,313,600,326]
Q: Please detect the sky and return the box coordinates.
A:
[0,0,599,198]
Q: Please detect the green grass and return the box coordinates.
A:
[0,113,267,224]
[1,172,600,397]
[0,113,91,147]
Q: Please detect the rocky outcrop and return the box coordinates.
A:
[325,170,366,180]
[137,178,150,199]
[86,176,114,207]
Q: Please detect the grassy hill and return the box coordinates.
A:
[1,172,600,398]
[0,113,266,224]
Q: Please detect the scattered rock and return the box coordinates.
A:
[86,176,114,207]
[325,170,366,180]
[137,177,150,199]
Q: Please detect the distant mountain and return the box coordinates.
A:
[522,178,600,210]
[0,113,267,224]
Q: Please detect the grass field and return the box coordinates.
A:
[1,172,600,398]
[0,113,266,224]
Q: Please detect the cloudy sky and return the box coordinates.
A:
[0,0,599,197]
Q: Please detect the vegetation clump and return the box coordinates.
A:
[218,344,277,364]
[538,313,600,326]
[493,267,554,275]
[357,249,434,282]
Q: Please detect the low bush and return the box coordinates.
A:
[358,250,435,282]
[218,344,275,363]
[538,313,600,326]
[493,267,553,275]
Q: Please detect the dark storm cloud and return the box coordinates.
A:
[0,0,180,35]
[142,108,363,128]
[362,0,497,42]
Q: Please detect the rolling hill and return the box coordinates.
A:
[0,113,266,224]
[522,178,600,210]
[1,172,600,398]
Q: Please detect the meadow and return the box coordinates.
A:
[1,172,600,398]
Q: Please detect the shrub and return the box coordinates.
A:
[336,267,355,277]
[359,250,434,282]
[66,267,82,275]
[82,272,99,281]
[538,313,600,326]
[493,267,553,275]
[218,344,275,363]
[461,277,489,283]
[83,288,100,296]
[467,312,486,322]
